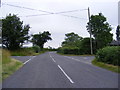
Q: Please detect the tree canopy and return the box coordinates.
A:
[86,13,113,49]
[31,31,52,49]
[62,32,83,47]
[2,14,30,50]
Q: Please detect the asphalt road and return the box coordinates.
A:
[3,52,118,88]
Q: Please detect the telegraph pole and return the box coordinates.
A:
[88,7,93,55]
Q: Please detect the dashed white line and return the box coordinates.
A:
[51,57,56,62]
[49,53,56,62]
[57,65,74,84]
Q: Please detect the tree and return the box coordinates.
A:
[116,25,120,41]
[31,31,52,49]
[79,37,96,54]
[2,14,30,50]
[87,13,113,49]
[62,32,83,47]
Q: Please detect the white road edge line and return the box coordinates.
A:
[23,56,36,65]
[57,65,74,84]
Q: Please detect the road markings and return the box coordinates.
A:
[49,53,56,62]
[64,56,91,65]
[23,56,36,65]
[57,65,74,84]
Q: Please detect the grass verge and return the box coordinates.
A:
[2,49,23,80]
[2,58,23,80]
[92,59,120,73]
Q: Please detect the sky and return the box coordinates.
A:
[1,0,119,48]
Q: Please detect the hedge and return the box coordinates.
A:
[57,47,81,55]
[96,46,120,66]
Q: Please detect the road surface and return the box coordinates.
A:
[3,52,118,88]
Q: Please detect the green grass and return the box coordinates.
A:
[92,59,120,73]
[2,58,23,80]
[2,49,23,80]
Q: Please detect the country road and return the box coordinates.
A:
[3,52,118,88]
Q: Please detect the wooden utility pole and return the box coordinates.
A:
[88,7,93,55]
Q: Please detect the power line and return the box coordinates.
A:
[2,3,87,14]
[2,3,88,20]
[59,14,87,20]
[54,9,87,14]
[2,3,54,14]
[19,13,87,20]
[19,14,51,17]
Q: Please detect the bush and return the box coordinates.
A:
[10,48,35,56]
[96,46,120,66]
[57,47,80,55]
[32,45,41,53]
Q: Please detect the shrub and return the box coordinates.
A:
[57,47,80,55]
[96,46,120,66]
[32,45,41,53]
[10,48,34,56]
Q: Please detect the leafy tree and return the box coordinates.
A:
[116,25,120,41]
[2,14,30,50]
[87,13,113,49]
[62,32,83,47]
[31,31,52,49]
[79,37,96,54]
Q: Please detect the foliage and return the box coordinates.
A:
[79,37,96,54]
[86,13,113,49]
[44,47,57,51]
[96,46,120,66]
[31,31,52,49]
[58,47,80,55]
[32,45,41,53]
[10,47,37,56]
[2,14,30,50]
[62,32,82,47]
[116,25,120,41]
[58,33,97,55]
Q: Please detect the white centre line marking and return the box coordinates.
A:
[49,53,56,62]
[57,65,74,84]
